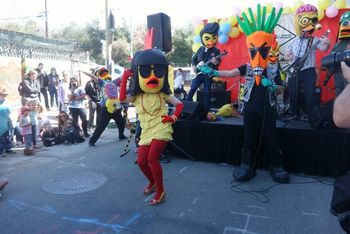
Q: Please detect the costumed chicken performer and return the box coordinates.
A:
[120,48,183,205]
[328,11,350,96]
[284,4,330,118]
[206,104,240,121]
[198,4,290,183]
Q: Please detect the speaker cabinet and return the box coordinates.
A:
[197,90,231,109]
[308,100,335,129]
[147,13,172,52]
[180,101,207,121]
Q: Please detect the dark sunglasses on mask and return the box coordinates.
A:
[342,20,350,27]
[249,43,271,60]
[138,64,165,78]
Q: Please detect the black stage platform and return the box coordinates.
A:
[172,117,350,177]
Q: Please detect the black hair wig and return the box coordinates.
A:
[128,49,172,95]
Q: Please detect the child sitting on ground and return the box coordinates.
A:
[61,119,84,144]
[41,123,60,147]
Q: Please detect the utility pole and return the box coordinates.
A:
[105,0,111,71]
[44,0,48,37]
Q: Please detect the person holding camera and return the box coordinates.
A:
[333,62,350,128]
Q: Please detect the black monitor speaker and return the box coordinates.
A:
[181,101,207,121]
[308,100,336,129]
[147,13,172,52]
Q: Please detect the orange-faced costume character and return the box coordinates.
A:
[237,4,282,85]
[232,4,290,184]
[119,49,183,206]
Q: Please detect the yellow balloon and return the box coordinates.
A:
[192,43,201,53]
[229,27,240,38]
[265,3,273,14]
[293,1,305,12]
[208,17,218,23]
[219,18,228,25]
[318,9,325,21]
[334,0,346,9]
[194,23,204,35]
[318,0,331,10]
[283,7,293,14]
[228,15,238,26]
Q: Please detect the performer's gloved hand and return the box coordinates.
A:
[120,69,134,101]
[262,78,277,92]
[261,78,272,87]
[161,102,184,124]
[198,65,219,77]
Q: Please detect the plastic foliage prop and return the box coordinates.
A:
[237,4,283,36]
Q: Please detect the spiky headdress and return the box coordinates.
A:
[237,4,283,35]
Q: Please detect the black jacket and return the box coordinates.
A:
[85,80,100,103]
[22,78,41,98]
[35,68,49,88]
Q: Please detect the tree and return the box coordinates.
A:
[167,26,193,67]
[23,20,41,35]
[111,38,130,67]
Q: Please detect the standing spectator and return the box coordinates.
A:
[35,63,50,111]
[68,77,89,138]
[19,106,34,156]
[58,71,70,113]
[48,67,59,109]
[174,68,185,90]
[27,100,40,149]
[0,88,11,157]
[21,70,40,106]
[85,73,101,131]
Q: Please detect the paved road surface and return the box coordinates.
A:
[0,126,344,234]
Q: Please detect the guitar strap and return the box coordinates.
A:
[291,37,314,78]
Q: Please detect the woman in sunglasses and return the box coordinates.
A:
[120,49,183,206]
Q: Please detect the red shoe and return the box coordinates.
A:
[0,179,9,191]
[149,191,166,206]
[143,184,156,195]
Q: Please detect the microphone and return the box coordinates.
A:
[323,29,331,37]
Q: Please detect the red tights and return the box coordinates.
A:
[138,139,167,200]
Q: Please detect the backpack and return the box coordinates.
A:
[18,81,25,96]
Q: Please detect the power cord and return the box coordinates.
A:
[230,173,334,203]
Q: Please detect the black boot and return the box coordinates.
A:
[269,150,290,183]
[233,149,256,182]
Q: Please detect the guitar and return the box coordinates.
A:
[288,29,330,80]
[192,50,228,80]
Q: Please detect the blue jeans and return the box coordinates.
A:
[24,134,32,149]
[186,74,212,111]
[0,131,12,154]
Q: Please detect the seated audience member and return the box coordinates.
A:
[41,124,60,147]
[333,62,350,128]
[61,118,85,145]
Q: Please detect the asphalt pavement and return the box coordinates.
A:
[0,124,345,234]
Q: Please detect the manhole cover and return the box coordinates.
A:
[42,171,108,194]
